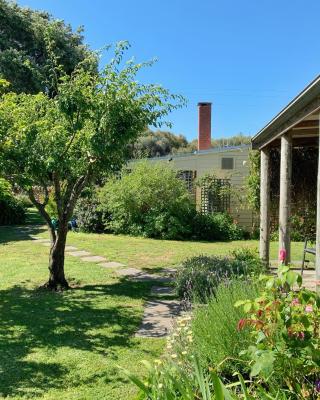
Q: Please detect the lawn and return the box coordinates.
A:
[0,215,309,399]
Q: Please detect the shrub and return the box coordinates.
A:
[0,178,26,225]
[236,266,320,397]
[14,193,33,208]
[175,248,264,303]
[99,161,194,239]
[74,189,104,233]
[191,212,244,241]
[191,280,261,376]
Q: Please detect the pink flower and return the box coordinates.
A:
[291,298,300,306]
[305,305,313,313]
[279,249,286,262]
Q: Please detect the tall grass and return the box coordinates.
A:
[191,280,260,376]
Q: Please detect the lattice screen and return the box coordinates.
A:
[201,178,231,214]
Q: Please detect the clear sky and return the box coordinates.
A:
[17,0,320,141]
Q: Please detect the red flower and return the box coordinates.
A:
[237,319,247,331]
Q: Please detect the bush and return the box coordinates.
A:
[175,248,264,303]
[191,212,244,241]
[191,280,260,376]
[99,161,194,239]
[0,178,26,225]
[236,266,320,397]
[14,193,33,208]
[74,189,104,233]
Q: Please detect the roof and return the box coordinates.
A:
[138,144,250,162]
[252,75,320,149]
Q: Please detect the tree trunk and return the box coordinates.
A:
[46,223,69,290]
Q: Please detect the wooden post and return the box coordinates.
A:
[316,114,320,293]
[259,147,270,266]
[279,133,292,265]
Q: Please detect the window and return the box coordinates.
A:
[221,157,234,170]
[177,170,197,194]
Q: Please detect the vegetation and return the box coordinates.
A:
[129,267,320,399]
[0,42,185,290]
[0,178,25,225]
[100,162,194,239]
[0,225,163,399]
[0,0,93,95]
[175,248,263,302]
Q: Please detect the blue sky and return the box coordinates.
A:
[17,0,320,141]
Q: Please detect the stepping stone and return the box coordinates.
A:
[65,246,78,251]
[67,250,91,257]
[132,273,172,283]
[136,299,181,338]
[80,255,107,263]
[150,286,175,296]
[99,261,125,269]
[160,267,177,275]
[116,268,141,277]
[41,242,52,247]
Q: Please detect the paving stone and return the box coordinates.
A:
[67,250,91,257]
[99,261,125,269]
[41,242,52,247]
[80,255,107,263]
[136,299,181,338]
[116,268,141,276]
[65,246,78,251]
[131,273,172,283]
[150,286,175,296]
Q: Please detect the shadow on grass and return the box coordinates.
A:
[0,225,47,245]
[0,279,153,398]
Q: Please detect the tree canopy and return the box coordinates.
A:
[0,0,93,94]
[0,41,185,289]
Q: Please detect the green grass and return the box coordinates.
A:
[0,209,309,399]
[0,226,164,399]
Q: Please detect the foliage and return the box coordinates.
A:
[74,188,104,232]
[0,40,185,287]
[99,161,194,239]
[246,150,260,212]
[0,178,25,225]
[129,129,189,158]
[0,0,94,94]
[191,281,260,376]
[191,212,244,241]
[175,248,264,303]
[124,314,295,399]
[14,193,33,208]
[236,266,320,398]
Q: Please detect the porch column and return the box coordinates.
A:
[279,133,292,265]
[259,147,270,266]
[316,114,320,293]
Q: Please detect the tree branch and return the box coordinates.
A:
[28,187,56,243]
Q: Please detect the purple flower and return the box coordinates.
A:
[315,379,320,393]
[305,304,313,313]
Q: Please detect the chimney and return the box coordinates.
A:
[198,102,212,151]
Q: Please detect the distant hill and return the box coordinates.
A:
[129,130,251,158]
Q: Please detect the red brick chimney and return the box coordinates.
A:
[198,102,212,151]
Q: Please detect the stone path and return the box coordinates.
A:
[29,232,180,337]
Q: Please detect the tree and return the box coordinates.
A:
[0,42,185,290]
[129,129,189,158]
[0,0,93,94]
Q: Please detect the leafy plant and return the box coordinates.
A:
[0,178,25,225]
[74,188,104,232]
[99,161,194,239]
[175,248,264,303]
[236,266,320,398]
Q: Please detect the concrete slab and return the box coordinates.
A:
[80,255,107,263]
[32,238,51,243]
[65,246,78,251]
[41,242,51,247]
[67,250,91,257]
[136,299,181,338]
[99,261,125,269]
[116,268,141,276]
[150,286,175,296]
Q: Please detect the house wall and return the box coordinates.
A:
[129,147,255,231]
